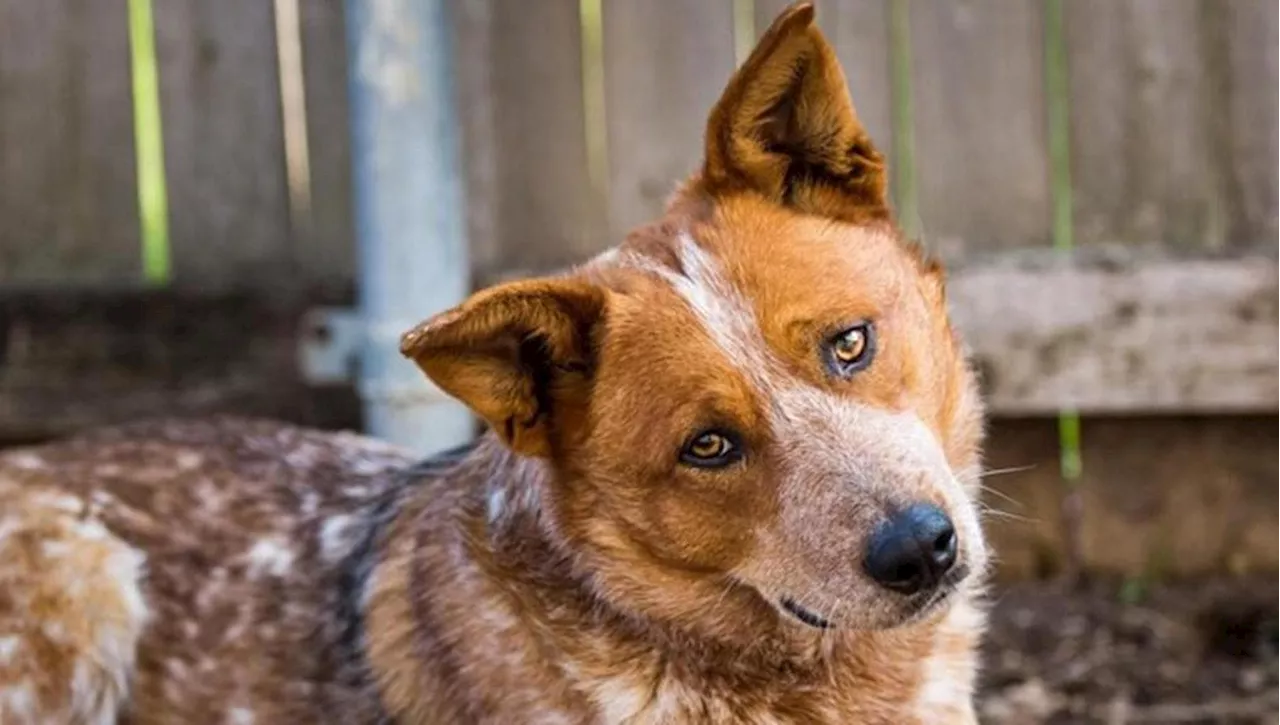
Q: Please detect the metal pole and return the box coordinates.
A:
[345,0,472,454]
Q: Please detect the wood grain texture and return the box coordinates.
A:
[949,250,1278,414]
[296,0,355,294]
[908,0,1050,257]
[154,0,292,290]
[465,0,599,281]
[452,0,499,285]
[0,0,141,286]
[1222,0,1278,248]
[603,0,737,242]
[1064,0,1233,254]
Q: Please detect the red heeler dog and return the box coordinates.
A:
[0,3,988,723]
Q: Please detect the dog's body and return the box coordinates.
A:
[0,418,980,725]
[1,5,989,723]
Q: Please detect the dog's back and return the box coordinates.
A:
[0,418,414,723]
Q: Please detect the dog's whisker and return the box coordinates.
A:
[978,506,1037,525]
[976,483,1025,510]
[979,464,1036,478]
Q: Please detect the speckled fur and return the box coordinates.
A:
[0,414,982,724]
[0,418,413,724]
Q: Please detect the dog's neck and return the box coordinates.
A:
[368,436,940,673]
[361,437,975,720]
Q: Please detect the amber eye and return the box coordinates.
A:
[827,322,875,375]
[680,431,741,468]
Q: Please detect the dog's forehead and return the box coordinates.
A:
[705,199,911,310]
[598,202,913,365]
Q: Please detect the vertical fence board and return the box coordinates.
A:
[754,0,894,168]
[0,0,141,286]
[825,1,893,169]
[452,0,499,283]
[603,0,736,243]
[297,0,355,294]
[154,0,292,290]
[466,0,597,282]
[909,1,1050,257]
[1064,0,1233,252]
[1223,0,1278,249]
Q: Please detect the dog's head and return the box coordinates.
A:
[403,3,985,636]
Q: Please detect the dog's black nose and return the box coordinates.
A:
[863,503,958,595]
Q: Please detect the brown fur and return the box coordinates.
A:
[0,4,986,723]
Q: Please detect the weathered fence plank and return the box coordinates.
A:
[462,0,599,281]
[602,0,737,244]
[909,0,1051,257]
[1065,0,1232,252]
[1223,0,1278,248]
[949,251,1279,414]
[153,0,292,290]
[452,0,498,287]
[0,0,141,286]
[295,0,355,293]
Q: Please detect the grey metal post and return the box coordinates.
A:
[344,0,472,454]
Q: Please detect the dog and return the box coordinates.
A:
[0,3,988,722]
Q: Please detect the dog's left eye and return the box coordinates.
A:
[826,322,875,375]
[680,431,741,468]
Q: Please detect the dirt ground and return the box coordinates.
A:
[978,576,1278,724]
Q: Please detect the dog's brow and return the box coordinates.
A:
[669,232,782,386]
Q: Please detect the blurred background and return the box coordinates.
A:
[0,0,1276,721]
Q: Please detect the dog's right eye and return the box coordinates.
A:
[825,321,876,377]
[680,431,741,468]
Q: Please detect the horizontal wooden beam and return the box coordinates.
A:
[948,251,1277,414]
[0,253,1273,443]
[0,291,360,444]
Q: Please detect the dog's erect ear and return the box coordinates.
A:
[702,2,888,222]
[400,279,606,458]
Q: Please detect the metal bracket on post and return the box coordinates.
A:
[298,307,363,386]
[297,306,456,407]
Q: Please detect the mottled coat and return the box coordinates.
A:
[0,419,409,723]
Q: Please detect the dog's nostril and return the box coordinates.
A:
[888,561,920,585]
[932,527,958,567]
[863,503,959,596]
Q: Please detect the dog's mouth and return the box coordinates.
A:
[900,565,971,621]
[779,597,832,629]
[779,564,970,630]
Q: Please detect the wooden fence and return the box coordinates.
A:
[0,0,1276,575]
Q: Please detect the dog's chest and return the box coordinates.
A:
[582,673,787,725]
[577,667,868,725]
[571,602,983,725]
[578,665,972,725]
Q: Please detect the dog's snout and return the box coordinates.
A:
[863,503,957,595]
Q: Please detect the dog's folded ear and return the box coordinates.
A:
[702,1,888,223]
[400,279,606,458]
